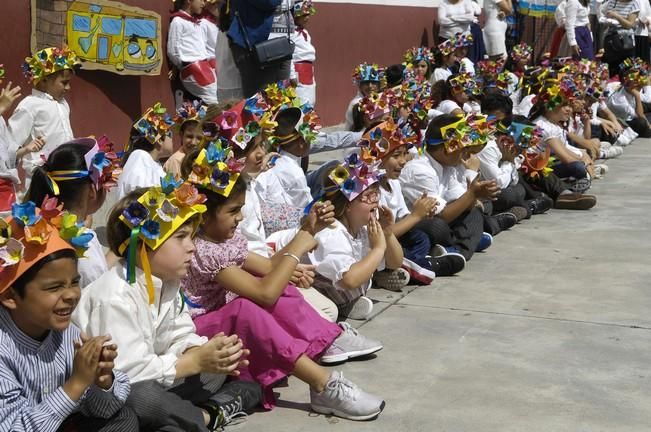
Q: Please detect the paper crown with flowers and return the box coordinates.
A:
[0,198,95,293]
[174,100,207,129]
[437,38,456,56]
[186,141,243,197]
[619,57,649,87]
[352,63,384,84]
[211,94,277,151]
[533,77,581,110]
[118,175,207,303]
[262,81,322,146]
[128,103,175,151]
[22,46,81,85]
[454,32,474,48]
[477,58,506,79]
[44,137,121,195]
[327,153,383,202]
[293,0,316,16]
[395,79,434,122]
[359,118,420,162]
[427,114,493,154]
[496,121,544,152]
[449,73,482,97]
[357,91,394,122]
[403,47,435,66]
[510,42,533,63]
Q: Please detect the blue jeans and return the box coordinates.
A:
[398,229,432,270]
[553,161,587,180]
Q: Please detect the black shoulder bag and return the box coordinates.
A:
[235,2,295,68]
[604,0,636,52]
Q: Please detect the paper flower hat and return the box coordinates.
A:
[22,45,81,84]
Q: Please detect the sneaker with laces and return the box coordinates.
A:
[345,296,374,320]
[320,322,383,364]
[568,177,591,193]
[476,232,493,252]
[372,268,410,292]
[310,371,385,421]
[401,258,436,285]
[526,194,553,215]
[429,253,465,276]
[506,206,529,222]
[202,381,262,430]
[600,144,622,159]
[494,212,517,231]
[624,127,638,142]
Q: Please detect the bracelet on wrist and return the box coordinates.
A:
[283,252,301,264]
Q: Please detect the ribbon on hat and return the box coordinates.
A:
[46,170,90,196]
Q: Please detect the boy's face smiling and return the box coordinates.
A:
[1,257,80,341]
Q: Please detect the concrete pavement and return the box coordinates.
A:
[238,141,651,431]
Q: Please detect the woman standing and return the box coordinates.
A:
[438,0,476,42]
[565,0,594,59]
[601,0,639,77]
[483,0,513,59]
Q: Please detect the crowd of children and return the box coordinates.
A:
[2,0,651,429]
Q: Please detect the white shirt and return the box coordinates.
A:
[641,85,651,103]
[292,28,316,63]
[240,177,271,257]
[514,94,536,117]
[200,16,218,60]
[432,67,453,83]
[72,263,207,387]
[0,118,19,184]
[459,57,475,75]
[311,131,362,153]
[78,229,108,289]
[437,99,463,114]
[635,0,651,35]
[556,0,568,26]
[255,150,312,208]
[438,0,476,38]
[565,0,591,46]
[117,149,166,200]
[8,89,74,170]
[477,139,520,189]
[380,179,411,221]
[607,86,637,121]
[534,116,584,157]
[167,12,209,68]
[309,219,384,305]
[398,152,448,213]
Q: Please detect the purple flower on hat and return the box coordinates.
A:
[211,168,230,189]
[11,202,41,227]
[123,202,150,227]
[141,220,160,240]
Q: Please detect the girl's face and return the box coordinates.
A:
[346,185,380,231]
[283,136,310,157]
[455,47,469,59]
[381,145,408,179]
[415,60,429,78]
[571,98,586,113]
[159,134,174,159]
[359,81,379,97]
[204,192,246,241]
[452,88,469,104]
[188,0,205,14]
[444,53,458,67]
[148,223,197,280]
[181,123,204,154]
[548,104,572,123]
[242,138,266,175]
[2,257,80,340]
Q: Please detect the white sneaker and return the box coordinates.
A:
[346,296,374,320]
[614,134,631,147]
[594,163,608,177]
[624,127,639,141]
[600,143,623,159]
[310,371,385,421]
[320,322,383,364]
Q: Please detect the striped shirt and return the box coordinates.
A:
[0,307,130,432]
[603,0,640,28]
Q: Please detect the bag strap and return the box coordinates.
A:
[233,1,253,51]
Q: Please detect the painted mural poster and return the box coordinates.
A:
[31,0,162,76]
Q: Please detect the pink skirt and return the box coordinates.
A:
[193,285,342,409]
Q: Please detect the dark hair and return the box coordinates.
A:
[25,142,95,209]
[351,103,366,132]
[122,128,157,166]
[199,175,247,216]
[480,92,513,117]
[180,119,201,135]
[106,189,148,257]
[180,148,201,179]
[431,78,455,104]
[385,64,405,87]
[11,249,78,298]
[172,0,188,11]
[205,99,239,122]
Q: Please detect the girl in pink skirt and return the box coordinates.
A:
[180,142,385,421]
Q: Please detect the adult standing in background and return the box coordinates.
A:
[228,0,295,97]
[634,0,651,62]
[483,0,513,59]
[437,0,477,42]
[565,0,595,58]
[601,0,639,77]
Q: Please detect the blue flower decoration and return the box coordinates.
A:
[141,220,160,240]
[70,232,94,250]
[160,173,183,194]
[123,202,150,227]
[245,96,266,118]
[342,178,356,193]
[206,142,226,165]
[11,202,41,227]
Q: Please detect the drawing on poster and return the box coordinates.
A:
[31,0,162,75]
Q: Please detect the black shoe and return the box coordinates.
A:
[429,253,466,276]
[494,212,517,231]
[202,380,262,429]
[527,194,554,215]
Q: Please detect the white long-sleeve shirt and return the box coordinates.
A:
[240,177,271,257]
[72,263,207,387]
[477,139,520,189]
[254,150,313,209]
[438,0,476,39]
[398,152,448,213]
[8,89,74,171]
[0,119,19,184]
[167,12,209,68]
[606,86,638,121]
[565,0,591,46]
[200,16,218,60]
[635,0,651,35]
[116,149,166,200]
